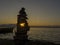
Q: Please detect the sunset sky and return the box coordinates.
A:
[0,0,60,26]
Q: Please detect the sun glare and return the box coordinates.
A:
[20,23,25,27]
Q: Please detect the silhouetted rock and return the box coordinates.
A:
[0,39,59,45]
[0,27,13,34]
[14,7,30,45]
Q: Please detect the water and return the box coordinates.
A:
[28,28,60,44]
[0,27,60,44]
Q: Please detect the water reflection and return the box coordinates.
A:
[28,28,60,44]
[0,27,60,44]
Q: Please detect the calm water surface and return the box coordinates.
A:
[0,27,60,44]
[28,28,60,44]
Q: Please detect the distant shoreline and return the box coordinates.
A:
[30,26,60,28]
[0,24,60,28]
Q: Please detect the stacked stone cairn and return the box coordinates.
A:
[14,7,30,45]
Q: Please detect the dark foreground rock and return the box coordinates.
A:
[0,39,60,45]
[0,28,13,34]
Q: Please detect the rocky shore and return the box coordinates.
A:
[0,39,59,45]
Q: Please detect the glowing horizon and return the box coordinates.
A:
[0,0,60,26]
